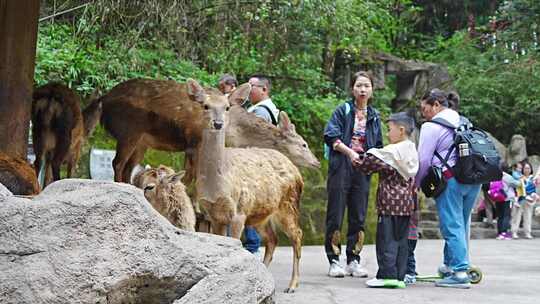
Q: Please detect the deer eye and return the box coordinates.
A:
[144,183,155,191]
[302,143,307,148]
[225,106,230,111]
[204,105,210,110]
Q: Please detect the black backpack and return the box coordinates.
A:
[430,116,502,185]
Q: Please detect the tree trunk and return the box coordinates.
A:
[0,0,40,159]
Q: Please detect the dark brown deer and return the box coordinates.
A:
[96,78,319,183]
[0,152,40,195]
[32,83,102,186]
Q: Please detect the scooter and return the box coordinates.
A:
[416,265,483,284]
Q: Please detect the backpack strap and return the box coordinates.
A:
[429,117,456,129]
[257,104,279,126]
[434,146,455,172]
[427,117,457,172]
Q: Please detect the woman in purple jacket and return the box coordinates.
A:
[416,89,481,289]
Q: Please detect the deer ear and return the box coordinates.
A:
[149,170,158,179]
[157,165,174,178]
[228,83,251,106]
[169,171,186,183]
[186,78,206,104]
[278,111,296,134]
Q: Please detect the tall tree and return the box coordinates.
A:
[0,1,40,158]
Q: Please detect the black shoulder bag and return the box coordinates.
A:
[421,145,454,198]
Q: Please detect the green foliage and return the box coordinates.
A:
[35,24,218,95]
[423,17,540,153]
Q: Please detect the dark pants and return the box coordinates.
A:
[243,226,261,253]
[495,201,511,235]
[407,239,417,276]
[325,169,370,264]
[376,215,410,280]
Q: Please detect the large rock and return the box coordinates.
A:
[332,49,452,111]
[507,134,528,166]
[0,182,12,199]
[0,179,274,304]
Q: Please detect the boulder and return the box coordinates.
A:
[0,182,12,199]
[332,49,452,111]
[507,134,527,166]
[528,155,540,177]
[0,179,274,304]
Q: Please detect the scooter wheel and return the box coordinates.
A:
[467,267,483,284]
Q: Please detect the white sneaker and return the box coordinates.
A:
[404,274,416,285]
[524,234,533,239]
[345,260,368,277]
[328,259,346,278]
[512,232,519,239]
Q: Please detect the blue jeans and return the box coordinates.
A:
[243,226,261,253]
[407,239,417,275]
[435,177,480,272]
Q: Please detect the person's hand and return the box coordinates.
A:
[347,150,360,163]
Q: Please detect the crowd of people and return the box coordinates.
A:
[478,161,540,240]
[218,71,539,290]
[322,71,540,290]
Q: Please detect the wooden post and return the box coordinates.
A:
[0,1,40,159]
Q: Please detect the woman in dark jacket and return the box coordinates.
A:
[324,71,383,277]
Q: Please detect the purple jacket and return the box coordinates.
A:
[415,109,460,188]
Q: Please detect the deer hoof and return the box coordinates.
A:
[283,287,296,293]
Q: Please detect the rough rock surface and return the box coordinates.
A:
[0,182,12,199]
[0,179,274,304]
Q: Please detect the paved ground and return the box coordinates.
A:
[268,239,539,304]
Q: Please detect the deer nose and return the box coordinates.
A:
[213,121,224,130]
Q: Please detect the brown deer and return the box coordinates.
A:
[32,83,102,186]
[95,78,319,183]
[190,79,303,293]
[133,165,196,231]
[0,152,40,195]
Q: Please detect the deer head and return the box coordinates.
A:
[140,167,185,206]
[82,99,102,138]
[187,79,230,131]
[275,112,320,169]
[225,84,321,169]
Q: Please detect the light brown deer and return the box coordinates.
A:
[133,165,196,231]
[32,83,102,186]
[189,79,303,293]
[95,78,319,183]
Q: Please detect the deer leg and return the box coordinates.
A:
[261,223,278,267]
[43,153,54,187]
[230,213,247,239]
[50,123,72,182]
[182,152,197,185]
[276,208,303,293]
[33,154,42,182]
[210,221,228,236]
[113,137,140,183]
[122,145,146,184]
[51,156,63,182]
[66,142,82,178]
[196,213,212,233]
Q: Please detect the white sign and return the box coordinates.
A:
[89,148,116,181]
